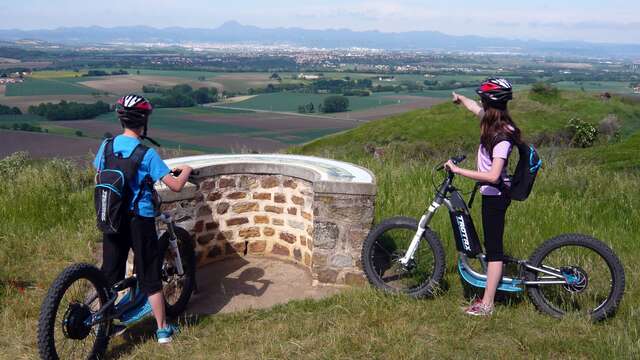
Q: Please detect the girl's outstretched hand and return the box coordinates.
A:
[452,92,462,104]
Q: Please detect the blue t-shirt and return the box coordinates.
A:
[94,135,170,218]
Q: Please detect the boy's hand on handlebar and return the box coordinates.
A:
[171,165,193,177]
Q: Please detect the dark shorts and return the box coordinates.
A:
[101,215,167,296]
[481,194,511,262]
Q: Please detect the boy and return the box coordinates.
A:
[94,94,192,343]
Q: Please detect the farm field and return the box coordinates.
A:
[0,129,100,159]
[0,106,359,158]
[5,78,96,96]
[224,92,399,112]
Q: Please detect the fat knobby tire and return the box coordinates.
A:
[362,216,446,298]
[37,263,111,360]
[160,227,196,317]
[526,233,625,322]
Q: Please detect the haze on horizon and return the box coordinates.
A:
[2,0,639,45]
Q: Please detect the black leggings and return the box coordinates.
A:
[481,195,511,262]
[101,215,167,296]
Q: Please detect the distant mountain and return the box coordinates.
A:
[1,21,639,58]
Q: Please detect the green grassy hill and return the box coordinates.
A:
[1,90,639,358]
[294,91,640,164]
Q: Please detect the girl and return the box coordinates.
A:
[447,78,521,316]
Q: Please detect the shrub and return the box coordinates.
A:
[598,114,621,141]
[0,151,30,177]
[530,82,560,103]
[323,96,350,113]
[566,118,598,148]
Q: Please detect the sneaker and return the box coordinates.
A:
[156,324,179,344]
[463,300,493,316]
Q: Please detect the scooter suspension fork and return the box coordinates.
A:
[167,221,185,276]
[399,200,442,266]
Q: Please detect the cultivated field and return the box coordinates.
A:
[0,130,100,159]
[5,78,96,97]
[78,75,223,95]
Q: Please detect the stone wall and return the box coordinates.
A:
[161,174,315,269]
[157,160,376,286]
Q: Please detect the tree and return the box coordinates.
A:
[103,132,113,139]
[305,102,315,113]
[75,130,84,137]
[322,96,350,113]
[0,104,22,115]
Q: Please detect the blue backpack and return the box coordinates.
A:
[503,140,542,201]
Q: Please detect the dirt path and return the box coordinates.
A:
[187,256,341,315]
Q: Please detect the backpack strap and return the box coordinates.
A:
[127,144,155,216]
[101,138,115,170]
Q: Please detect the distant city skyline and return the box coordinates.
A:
[2,0,639,44]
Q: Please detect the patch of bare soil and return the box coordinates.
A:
[0,94,117,112]
[345,96,445,121]
[79,75,223,94]
[0,130,100,159]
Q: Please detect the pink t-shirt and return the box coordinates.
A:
[477,141,512,195]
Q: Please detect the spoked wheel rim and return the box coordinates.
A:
[162,250,188,307]
[535,245,614,316]
[54,279,106,359]
[370,227,437,292]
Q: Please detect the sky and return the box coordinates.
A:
[2,0,639,44]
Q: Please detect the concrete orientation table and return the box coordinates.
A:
[157,154,377,286]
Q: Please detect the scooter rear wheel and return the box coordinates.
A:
[526,234,625,321]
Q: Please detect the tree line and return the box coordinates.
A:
[28,100,111,121]
[143,84,218,108]
[82,69,129,77]
[0,104,22,115]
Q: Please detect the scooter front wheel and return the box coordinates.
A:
[160,226,196,317]
[362,216,446,298]
[37,263,111,360]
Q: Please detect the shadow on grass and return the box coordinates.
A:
[105,254,271,358]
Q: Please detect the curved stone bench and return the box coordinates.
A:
[157,154,376,286]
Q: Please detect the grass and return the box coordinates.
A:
[30,70,87,79]
[0,114,44,123]
[555,81,635,94]
[296,91,640,158]
[5,78,96,97]
[1,90,639,358]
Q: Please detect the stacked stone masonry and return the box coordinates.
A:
[159,171,375,286]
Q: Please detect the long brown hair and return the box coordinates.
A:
[480,103,522,152]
